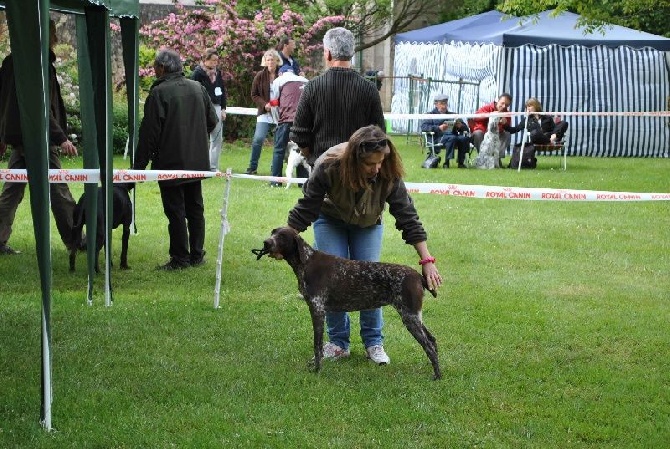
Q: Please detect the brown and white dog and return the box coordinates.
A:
[284,141,311,189]
[253,227,441,379]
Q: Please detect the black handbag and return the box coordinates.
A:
[422,154,441,169]
[508,143,537,169]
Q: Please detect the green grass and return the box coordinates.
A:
[1,138,669,448]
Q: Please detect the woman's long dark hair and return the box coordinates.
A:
[334,125,405,191]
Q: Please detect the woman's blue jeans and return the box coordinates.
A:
[248,121,274,171]
[313,215,384,350]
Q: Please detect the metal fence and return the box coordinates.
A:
[389,75,481,140]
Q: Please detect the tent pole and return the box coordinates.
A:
[6,0,54,430]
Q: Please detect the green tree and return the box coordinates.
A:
[231,0,436,50]
[498,0,670,37]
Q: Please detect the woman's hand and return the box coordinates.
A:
[421,262,443,290]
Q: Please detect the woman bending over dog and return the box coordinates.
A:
[286,125,443,366]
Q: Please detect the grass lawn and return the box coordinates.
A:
[1,137,669,448]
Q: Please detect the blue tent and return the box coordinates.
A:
[395,10,513,45]
[396,10,670,50]
[392,10,670,157]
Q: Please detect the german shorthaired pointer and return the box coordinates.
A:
[253,226,441,380]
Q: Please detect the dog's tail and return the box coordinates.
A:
[422,277,438,298]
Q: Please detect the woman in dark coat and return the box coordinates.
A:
[506,97,568,144]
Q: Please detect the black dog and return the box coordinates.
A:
[253,227,441,380]
[70,183,133,273]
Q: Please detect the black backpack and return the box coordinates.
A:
[422,154,441,169]
[508,143,537,169]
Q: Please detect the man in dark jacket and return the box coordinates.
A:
[290,27,385,166]
[191,49,227,171]
[277,36,304,76]
[134,49,218,270]
[420,94,470,168]
[0,19,78,255]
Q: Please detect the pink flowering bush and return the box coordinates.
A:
[139,1,344,138]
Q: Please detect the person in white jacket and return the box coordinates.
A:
[269,66,308,186]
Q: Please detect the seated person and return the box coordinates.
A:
[505,97,569,145]
[420,94,470,168]
[470,93,512,159]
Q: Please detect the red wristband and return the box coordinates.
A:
[419,257,436,266]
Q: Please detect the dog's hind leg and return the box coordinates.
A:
[308,304,326,373]
[69,199,86,272]
[399,311,441,380]
[69,251,77,272]
[120,224,130,269]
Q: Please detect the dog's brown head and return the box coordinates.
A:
[251,227,311,264]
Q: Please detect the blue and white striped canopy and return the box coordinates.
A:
[393,10,670,157]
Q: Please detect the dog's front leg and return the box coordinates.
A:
[309,303,325,373]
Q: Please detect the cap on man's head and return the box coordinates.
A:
[278,65,293,74]
[434,94,448,102]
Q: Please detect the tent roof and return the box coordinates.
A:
[395,10,670,51]
[0,0,139,17]
[395,10,508,45]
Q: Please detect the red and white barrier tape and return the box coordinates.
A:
[0,168,667,201]
[0,168,227,184]
[403,183,670,201]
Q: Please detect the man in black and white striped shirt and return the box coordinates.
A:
[290,27,386,167]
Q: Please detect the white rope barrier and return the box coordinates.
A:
[1,168,666,201]
[224,106,670,121]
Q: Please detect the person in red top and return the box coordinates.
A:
[470,93,512,161]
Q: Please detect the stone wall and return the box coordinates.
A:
[51,4,192,86]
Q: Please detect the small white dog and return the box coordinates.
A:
[285,141,311,188]
[474,117,501,169]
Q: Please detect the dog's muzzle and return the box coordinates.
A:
[251,240,273,260]
[251,247,269,260]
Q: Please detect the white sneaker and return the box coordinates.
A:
[322,342,350,360]
[366,345,390,365]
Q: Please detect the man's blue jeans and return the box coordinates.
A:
[441,134,470,162]
[313,215,384,350]
[248,120,274,171]
[271,122,291,178]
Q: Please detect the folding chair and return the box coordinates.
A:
[421,132,443,168]
[422,132,444,156]
[534,141,567,170]
[534,117,568,170]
